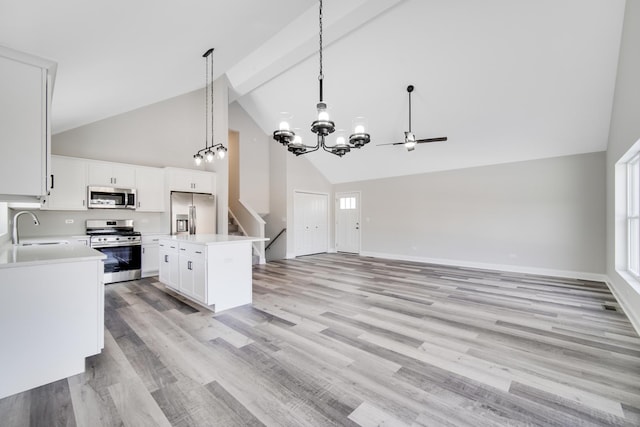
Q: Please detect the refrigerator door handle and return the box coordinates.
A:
[189,205,197,235]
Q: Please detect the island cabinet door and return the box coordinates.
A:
[179,255,194,297]
[178,243,207,303]
[159,243,179,289]
[192,258,206,303]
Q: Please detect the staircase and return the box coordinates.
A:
[228,216,243,236]
[228,215,260,265]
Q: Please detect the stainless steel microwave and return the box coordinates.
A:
[87,186,136,209]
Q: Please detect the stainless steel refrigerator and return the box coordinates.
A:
[170,191,216,235]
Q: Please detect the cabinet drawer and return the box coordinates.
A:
[159,241,179,252]
[179,242,206,260]
[142,234,163,245]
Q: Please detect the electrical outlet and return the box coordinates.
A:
[65,219,74,224]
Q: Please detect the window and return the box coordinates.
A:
[628,154,640,277]
[339,197,356,210]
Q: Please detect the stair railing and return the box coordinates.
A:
[265,228,286,251]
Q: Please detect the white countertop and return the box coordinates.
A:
[159,234,268,246]
[0,243,105,269]
[18,235,89,246]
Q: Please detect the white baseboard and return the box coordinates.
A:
[603,273,640,336]
[359,251,608,282]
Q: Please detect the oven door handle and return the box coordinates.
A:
[91,243,142,249]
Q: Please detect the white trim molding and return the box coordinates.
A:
[606,272,640,336]
[360,251,609,283]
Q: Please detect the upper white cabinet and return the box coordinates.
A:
[0,47,56,199]
[41,155,87,210]
[166,167,215,194]
[87,161,136,188]
[135,166,165,212]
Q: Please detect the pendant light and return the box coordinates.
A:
[194,48,227,165]
[272,0,371,157]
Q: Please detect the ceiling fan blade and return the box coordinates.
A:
[376,141,406,146]
[416,136,448,144]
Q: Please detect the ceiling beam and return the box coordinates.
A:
[226,0,406,101]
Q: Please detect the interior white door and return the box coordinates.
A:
[294,192,328,256]
[336,192,361,253]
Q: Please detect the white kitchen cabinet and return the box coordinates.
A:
[166,167,215,194]
[141,234,162,277]
[0,47,56,199]
[135,166,165,212]
[87,161,136,188]
[178,242,206,302]
[158,241,179,289]
[158,235,263,312]
[0,251,104,399]
[41,155,87,210]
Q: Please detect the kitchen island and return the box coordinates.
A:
[0,243,106,399]
[158,234,267,312]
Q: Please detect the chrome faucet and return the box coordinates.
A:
[12,211,40,245]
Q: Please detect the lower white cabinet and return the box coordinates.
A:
[178,243,206,302]
[158,242,179,289]
[141,234,162,277]
[157,236,257,312]
[0,257,104,399]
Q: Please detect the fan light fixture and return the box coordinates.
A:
[377,85,448,151]
[194,48,227,165]
[272,0,370,157]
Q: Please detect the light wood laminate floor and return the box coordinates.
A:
[1,254,640,426]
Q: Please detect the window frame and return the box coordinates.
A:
[627,153,640,278]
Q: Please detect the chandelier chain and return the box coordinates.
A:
[210,51,214,146]
[204,49,209,148]
[318,0,323,82]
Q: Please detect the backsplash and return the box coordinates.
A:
[10,208,168,237]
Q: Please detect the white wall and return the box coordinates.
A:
[606,0,640,331]
[335,152,606,278]
[52,90,203,169]
[265,140,287,260]
[228,101,270,214]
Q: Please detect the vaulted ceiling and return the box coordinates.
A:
[0,0,626,183]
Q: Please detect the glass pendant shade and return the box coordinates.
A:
[216,145,227,159]
[205,149,214,163]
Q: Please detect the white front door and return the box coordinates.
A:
[294,191,329,256]
[336,192,361,253]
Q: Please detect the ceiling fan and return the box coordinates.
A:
[378,85,447,151]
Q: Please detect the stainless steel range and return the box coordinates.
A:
[86,219,141,284]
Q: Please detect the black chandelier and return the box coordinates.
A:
[194,48,227,165]
[273,0,370,157]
